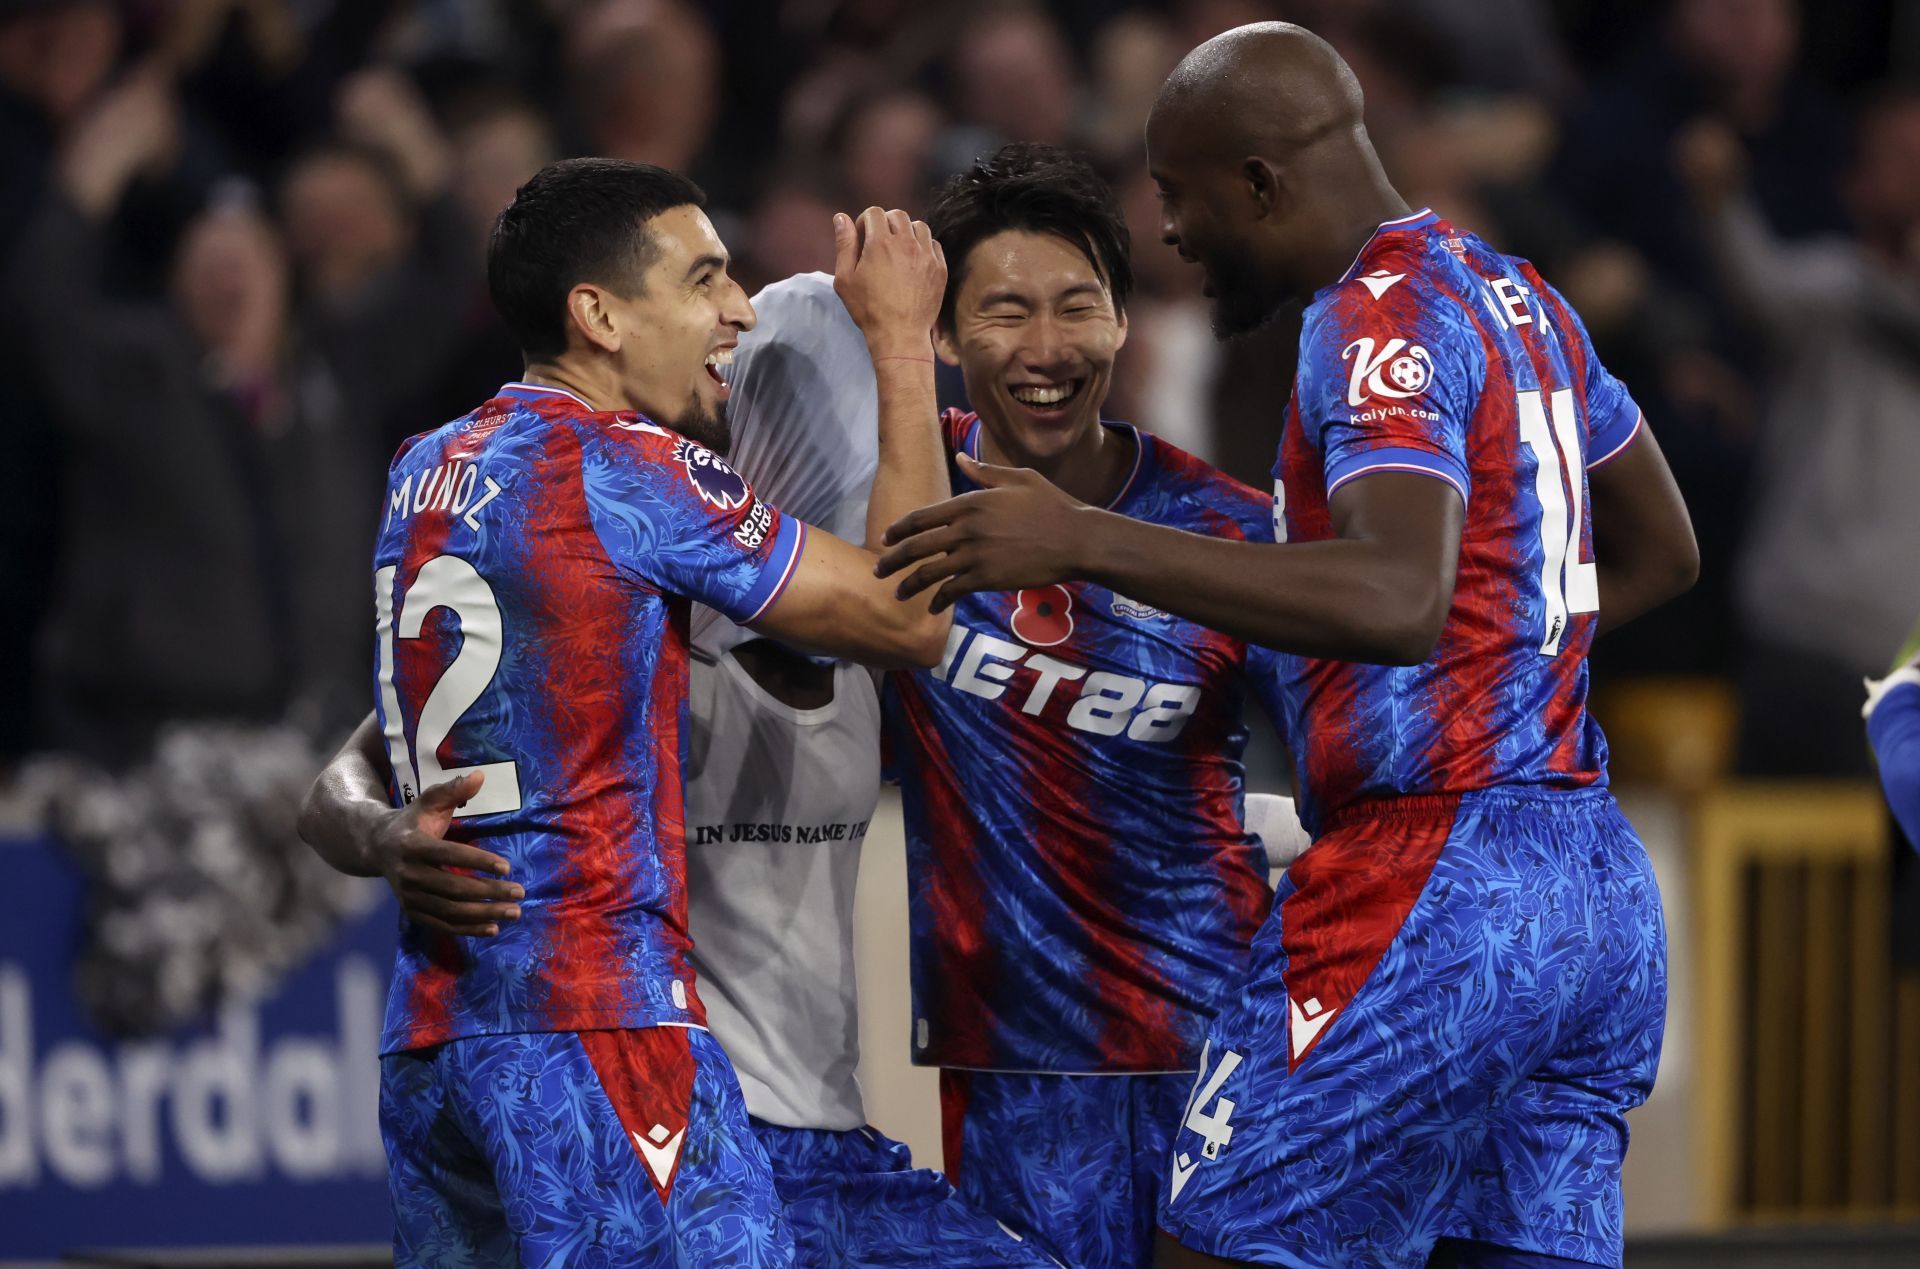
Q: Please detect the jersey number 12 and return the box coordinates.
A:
[374,556,523,815]
[1518,387,1598,656]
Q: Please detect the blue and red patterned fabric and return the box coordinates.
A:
[1159,212,1667,1267]
[1159,789,1666,1268]
[942,1066,1192,1269]
[371,381,805,1054]
[382,1026,794,1267]
[1267,210,1644,836]
[750,1118,1056,1268]
[883,410,1275,1074]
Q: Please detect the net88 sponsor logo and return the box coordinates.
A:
[929,616,1201,743]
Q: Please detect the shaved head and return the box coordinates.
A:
[1146,22,1407,337]
[1155,22,1366,164]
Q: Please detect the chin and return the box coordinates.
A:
[1208,288,1289,340]
[671,396,732,455]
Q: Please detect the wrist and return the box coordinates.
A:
[1064,503,1115,584]
[864,332,935,362]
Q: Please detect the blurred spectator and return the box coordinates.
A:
[741,172,843,291]
[1082,11,1181,168]
[567,0,722,191]
[287,67,478,445]
[1556,0,1850,292]
[1678,94,1920,775]
[0,0,123,757]
[447,91,557,259]
[833,89,944,214]
[948,4,1080,148]
[7,68,384,762]
[410,92,559,422]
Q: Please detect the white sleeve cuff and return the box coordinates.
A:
[1863,665,1920,719]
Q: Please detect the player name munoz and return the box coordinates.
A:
[386,460,504,532]
[932,623,1201,743]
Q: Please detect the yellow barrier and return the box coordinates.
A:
[1691,782,1920,1225]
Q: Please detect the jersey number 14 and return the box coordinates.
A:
[1519,387,1598,656]
[374,555,524,816]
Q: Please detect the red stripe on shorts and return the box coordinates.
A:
[580,1027,697,1205]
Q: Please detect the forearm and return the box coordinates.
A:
[862,347,947,550]
[1079,510,1448,664]
[296,713,395,878]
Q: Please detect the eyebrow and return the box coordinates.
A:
[683,253,727,281]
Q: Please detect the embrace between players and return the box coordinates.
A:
[298,23,1698,1269]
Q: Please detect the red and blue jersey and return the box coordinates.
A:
[883,410,1275,1074]
[372,382,805,1054]
[1269,211,1644,833]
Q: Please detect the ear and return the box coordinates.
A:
[1113,306,1129,354]
[566,282,622,355]
[933,323,962,367]
[1243,157,1285,222]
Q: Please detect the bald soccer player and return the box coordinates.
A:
[876,24,1698,1269]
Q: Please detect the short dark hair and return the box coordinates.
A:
[487,158,706,361]
[924,143,1133,329]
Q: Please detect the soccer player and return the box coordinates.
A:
[877,26,1700,1269]
[316,158,951,1267]
[304,270,1053,1268]
[888,144,1282,1269]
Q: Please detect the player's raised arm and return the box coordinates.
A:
[298,712,523,937]
[745,207,953,669]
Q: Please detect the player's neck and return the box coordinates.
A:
[520,362,629,415]
[978,417,1135,508]
[1301,173,1414,294]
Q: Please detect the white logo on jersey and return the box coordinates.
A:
[1358,269,1406,299]
[1288,993,1339,1066]
[1109,595,1167,622]
[633,1123,686,1191]
[1343,337,1435,407]
[931,624,1201,743]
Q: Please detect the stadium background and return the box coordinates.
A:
[1,0,1917,1262]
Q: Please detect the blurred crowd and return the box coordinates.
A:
[2,0,1916,782]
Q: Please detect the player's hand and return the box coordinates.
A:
[876,453,1092,611]
[369,772,524,938]
[832,206,946,357]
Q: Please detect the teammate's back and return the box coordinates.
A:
[1269,212,1644,829]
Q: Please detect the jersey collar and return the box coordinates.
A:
[960,415,1148,512]
[1336,207,1439,286]
[498,380,597,410]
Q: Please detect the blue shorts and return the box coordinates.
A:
[381,1026,793,1268]
[752,1117,1054,1267]
[1158,788,1666,1269]
[943,1066,1193,1269]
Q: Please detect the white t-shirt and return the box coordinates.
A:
[683,272,885,1129]
[684,651,882,1130]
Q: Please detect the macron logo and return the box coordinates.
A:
[1288,994,1339,1066]
[1358,269,1405,299]
[633,1123,686,1194]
